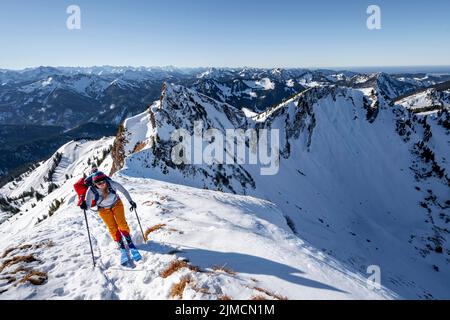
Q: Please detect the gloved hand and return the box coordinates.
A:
[80,200,88,210]
[130,200,137,212]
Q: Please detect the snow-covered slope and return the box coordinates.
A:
[113,83,450,299]
[0,139,394,300]
[396,88,450,115]
[0,138,114,224]
[1,138,113,198]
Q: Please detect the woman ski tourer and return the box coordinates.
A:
[74,167,141,266]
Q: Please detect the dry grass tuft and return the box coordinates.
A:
[160,260,200,278]
[19,271,48,285]
[0,255,39,272]
[1,240,54,259]
[1,248,16,259]
[218,295,232,300]
[144,224,166,240]
[10,266,30,274]
[2,244,32,259]
[253,287,288,300]
[0,241,52,289]
[212,265,236,275]
[188,265,200,273]
[251,295,268,300]
[160,260,189,278]
[132,141,147,154]
[169,276,191,299]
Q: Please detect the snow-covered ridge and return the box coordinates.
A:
[396,88,450,115]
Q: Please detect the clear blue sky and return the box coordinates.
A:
[1,0,449,69]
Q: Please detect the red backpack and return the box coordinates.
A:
[73,177,96,207]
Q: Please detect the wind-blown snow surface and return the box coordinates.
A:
[0,140,394,300]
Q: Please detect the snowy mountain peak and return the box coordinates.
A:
[159,82,247,130]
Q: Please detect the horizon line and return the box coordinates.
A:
[2,64,450,73]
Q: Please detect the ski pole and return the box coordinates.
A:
[83,209,96,267]
[133,208,147,243]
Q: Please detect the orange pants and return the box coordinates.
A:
[98,200,130,242]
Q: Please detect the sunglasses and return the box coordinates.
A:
[95,181,106,186]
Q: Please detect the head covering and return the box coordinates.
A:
[90,164,98,175]
[92,172,107,184]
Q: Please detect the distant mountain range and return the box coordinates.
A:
[2,66,450,128]
[1,66,449,181]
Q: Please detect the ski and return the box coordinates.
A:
[130,248,142,262]
[120,248,130,266]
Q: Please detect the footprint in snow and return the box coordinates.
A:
[53,288,66,296]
